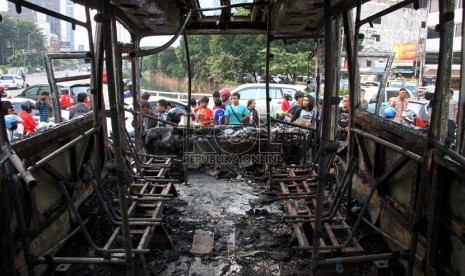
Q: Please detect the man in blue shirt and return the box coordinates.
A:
[224,92,249,125]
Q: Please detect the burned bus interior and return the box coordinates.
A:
[0,0,464,275]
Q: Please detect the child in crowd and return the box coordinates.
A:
[195,96,213,127]
[213,98,225,125]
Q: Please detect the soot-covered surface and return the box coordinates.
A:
[55,168,393,275]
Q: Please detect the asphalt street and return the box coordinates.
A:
[6,70,90,98]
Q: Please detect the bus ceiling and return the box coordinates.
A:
[68,0,366,38]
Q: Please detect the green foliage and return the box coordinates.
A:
[147,34,316,84]
[158,48,183,76]
[0,17,47,66]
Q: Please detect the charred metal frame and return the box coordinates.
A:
[1,0,465,275]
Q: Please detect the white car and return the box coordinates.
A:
[106,96,188,138]
[231,83,307,118]
[0,74,25,89]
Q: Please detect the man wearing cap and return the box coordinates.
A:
[219,88,231,106]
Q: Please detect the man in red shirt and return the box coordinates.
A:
[59,88,75,109]
[281,92,292,112]
[195,96,213,127]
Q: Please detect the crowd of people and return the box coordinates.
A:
[0,88,93,141]
[3,83,458,148]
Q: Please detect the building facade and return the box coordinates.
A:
[357,0,429,79]
[424,0,463,88]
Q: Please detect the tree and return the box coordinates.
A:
[0,17,46,66]
[158,48,183,76]
[149,34,317,84]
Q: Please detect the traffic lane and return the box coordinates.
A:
[8,70,91,98]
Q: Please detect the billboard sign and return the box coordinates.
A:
[60,41,70,51]
[392,42,417,61]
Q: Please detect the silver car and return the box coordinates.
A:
[231,83,307,117]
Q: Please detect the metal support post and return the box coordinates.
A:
[102,0,134,274]
[311,0,334,271]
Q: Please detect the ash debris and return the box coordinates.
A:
[153,169,308,275]
[54,163,390,276]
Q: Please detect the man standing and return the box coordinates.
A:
[389,88,408,123]
[285,91,305,119]
[224,92,249,125]
[69,93,90,119]
[448,89,458,147]
[59,88,75,109]
[219,88,231,106]
[155,99,169,127]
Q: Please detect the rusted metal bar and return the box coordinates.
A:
[103,2,134,274]
[54,74,91,83]
[316,252,407,267]
[8,0,86,28]
[311,0,334,271]
[421,1,455,275]
[183,30,191,186]
[283,157,357,221]
[131,38,142,152]
[458,2,465,154]
[43,52,92,123]
[124,108,179,127]
[351,128,422,162]
[131,10,192,58]
[4,147,36,187]
[18,218,90,274]
[344,6,359,216]
[4,160,34,276]
[27,127,98,172]
[434,140,465,167]
[271,118,316,131]
[362,218,408,250]
[265,2,272,154]
[57,180,150,254]
[36,257,126,265]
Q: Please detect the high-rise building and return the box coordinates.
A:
[6,0,61,49]
[424,0,463,88]
[357,0,428,79]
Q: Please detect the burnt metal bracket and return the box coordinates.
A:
[7,0,87,28]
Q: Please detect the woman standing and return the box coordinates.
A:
[291,95,314,128]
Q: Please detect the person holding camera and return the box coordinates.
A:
[36,91,52,122]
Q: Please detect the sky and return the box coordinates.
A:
[0,0,180,50]
[0,0,7,11]
[73,4,179,51]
